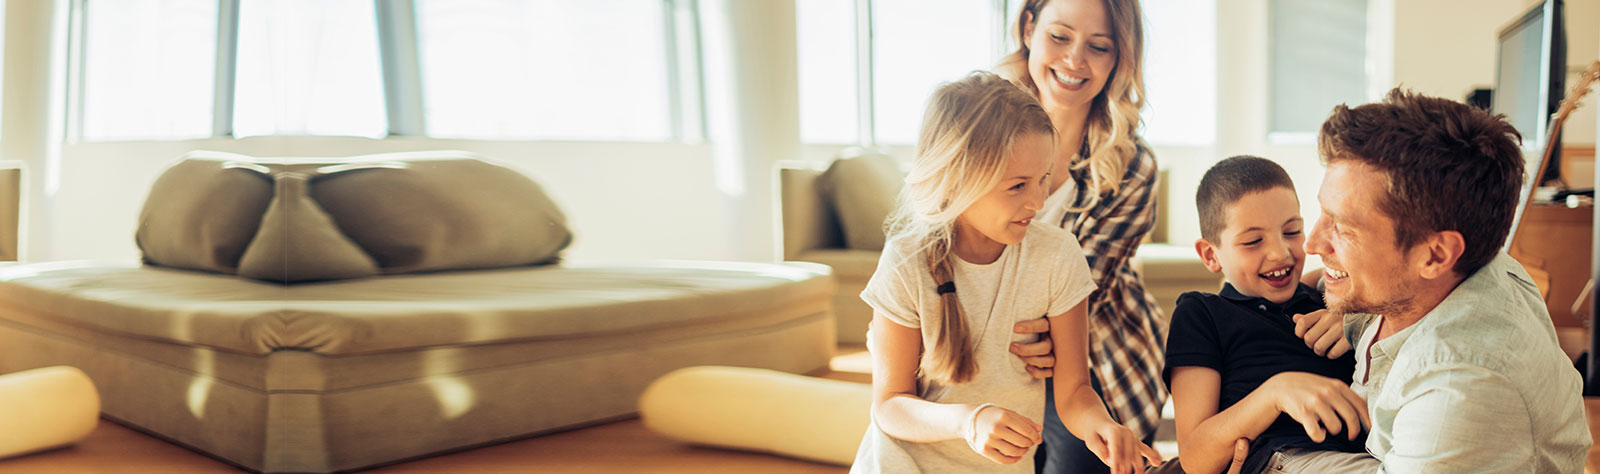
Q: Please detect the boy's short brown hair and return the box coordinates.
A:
[1197,155,1296,243]
[1317,88,1524,276]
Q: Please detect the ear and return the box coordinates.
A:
[1414,230,1465,280]
[1021,10,1036,42]
[1195,238,1223,274]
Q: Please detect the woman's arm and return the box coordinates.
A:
[869,312,1043,463]
[1048,299,1160,473]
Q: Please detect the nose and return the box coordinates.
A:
[1060,41,1085,70]
[1024,182,1046,212]
[1305,217,1331,257]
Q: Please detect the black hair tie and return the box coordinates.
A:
[936,281,956,295]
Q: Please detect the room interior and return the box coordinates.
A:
[0,0,1596,472]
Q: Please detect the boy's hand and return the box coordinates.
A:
[1263,372,1368,442]
[1082,420,1162,474]
[1012,317,1054,379]
[1293,310,1350,359]
[968,405,1043,464]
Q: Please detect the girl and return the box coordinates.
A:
[850,71,1158,474]
[997,1,1169,471]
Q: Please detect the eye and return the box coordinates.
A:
[1242,238,1262,246]
[1285,229,1302,237]
[1009,182,1026,191]
[1091,44,1111,53]
[1050,34,1068,43]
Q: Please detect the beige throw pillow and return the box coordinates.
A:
[819,153,903,251]
[136,152,274,274]
[236,171,380,283]
[308,155,571,274]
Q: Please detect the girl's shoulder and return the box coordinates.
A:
[1021,223,1082,260]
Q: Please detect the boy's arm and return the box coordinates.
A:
[1173,369,1371,474]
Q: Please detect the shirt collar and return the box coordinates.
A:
[1219,281,1321,313]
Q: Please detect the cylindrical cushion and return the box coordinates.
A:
[0,366,99,460]
[639,366,869,466]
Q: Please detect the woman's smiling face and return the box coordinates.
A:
[1023,0,1117,112]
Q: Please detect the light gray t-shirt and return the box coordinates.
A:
[850,224,1096,473]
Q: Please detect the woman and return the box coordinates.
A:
[996,0,1168,472]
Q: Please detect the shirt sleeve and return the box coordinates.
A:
[1162,293,1224,387]
[1048,232,1098,317]
[1076,146,1158,290]
[1381,364,1531,473]
[860,243,923,329]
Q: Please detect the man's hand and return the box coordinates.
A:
[1011,317,1054,379]
[1263,372,1369,442]
[1224,438,1250,474]
[1293,309,1350,359]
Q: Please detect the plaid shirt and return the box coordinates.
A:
[1040,138,1168,439]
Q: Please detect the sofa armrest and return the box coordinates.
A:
[779,163,845,260]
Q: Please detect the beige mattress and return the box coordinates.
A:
[0,260,836,472]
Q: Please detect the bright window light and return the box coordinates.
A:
[871,0,999,146]
[232,0,388,138]
[1141,0,1217,147]
[81,0,215,141]
[797,0,859,145]
[415,0,673,141]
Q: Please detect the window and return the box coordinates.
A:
[415,0,673,141]
[1141,0,1216,146]
[797,0,859,145]
[80,0,215,141]
[1268,0,1368,135]
[232,0,387,138]
[870,0,1001,145]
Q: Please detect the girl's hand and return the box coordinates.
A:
[1083,420,1161,474]
[967,405,1043,464]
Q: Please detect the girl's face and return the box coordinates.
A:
[1024,0,1117,113]
[955,134,1054,258]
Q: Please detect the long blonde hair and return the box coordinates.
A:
[996,0,1145,204]
[885,71,1055,385]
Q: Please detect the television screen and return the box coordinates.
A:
[1492,0,1565,187]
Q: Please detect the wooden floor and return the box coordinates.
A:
[5,347,1600,473]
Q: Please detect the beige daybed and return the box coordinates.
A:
[0,150,836,472]
[0,259,834,472]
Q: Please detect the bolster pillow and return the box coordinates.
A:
[638,366,870,466]
[0,366,100,460]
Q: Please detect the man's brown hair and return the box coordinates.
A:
[1317,88,1524,276]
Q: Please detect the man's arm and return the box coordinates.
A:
[1382,365,1531,473]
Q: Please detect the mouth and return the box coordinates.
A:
[1258,265,1295,288]
[1325,266,1349,283]
[1012,217,1033,227]
[1051,68,1088,90]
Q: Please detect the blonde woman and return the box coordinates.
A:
[995,1,1169,472]
[851,71,1159,473]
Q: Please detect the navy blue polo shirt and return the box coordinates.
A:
[1164,282,1365,474]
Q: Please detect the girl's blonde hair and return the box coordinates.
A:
[885,71,1055,385]
[996,0,1145,205]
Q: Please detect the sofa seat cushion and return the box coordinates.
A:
[0,260,834,356]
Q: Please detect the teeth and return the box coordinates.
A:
[1326,268,1349,280]
[1262,268,1289,279]
[1053,69,1086,86]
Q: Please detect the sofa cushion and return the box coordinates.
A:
[819,153,902,251]
[235,171,381,283]
[136,151,275,274]
[310,153,572,274]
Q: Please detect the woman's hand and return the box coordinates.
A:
[1011,317,1054,379]
[967,405,1044,464]
[1082,420,1162,474]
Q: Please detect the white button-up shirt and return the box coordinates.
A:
[1347,253,1591,473]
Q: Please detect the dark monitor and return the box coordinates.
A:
[1493,0,1566,188]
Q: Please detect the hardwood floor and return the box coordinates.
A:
[4,347,1600,473]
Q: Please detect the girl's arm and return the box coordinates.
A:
[1170,368,1368,474]
[1048,299,1160,473]
[869,312,1042,463]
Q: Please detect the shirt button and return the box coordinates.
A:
[1259,305,1267,311]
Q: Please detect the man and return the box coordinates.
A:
[1291,88,1592,472]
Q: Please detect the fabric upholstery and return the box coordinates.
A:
[236,171,380,283]
[136,151,273,274]
[818,152,902,251]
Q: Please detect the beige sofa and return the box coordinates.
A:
[779,161,1220,344]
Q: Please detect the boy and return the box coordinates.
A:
[1163,156,1369,474]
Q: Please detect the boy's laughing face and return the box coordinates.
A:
[1197,186,1306,304]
